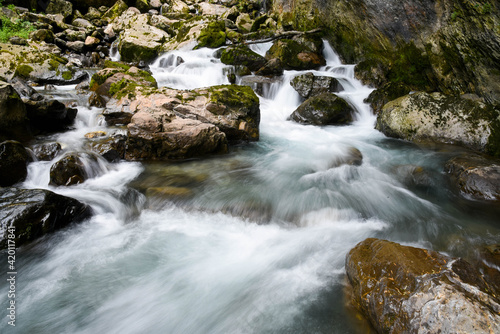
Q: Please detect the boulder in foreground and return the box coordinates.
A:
[346,238,500,334]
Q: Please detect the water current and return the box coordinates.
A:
[1,42,499,333]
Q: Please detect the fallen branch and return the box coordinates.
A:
[238,28,323,45]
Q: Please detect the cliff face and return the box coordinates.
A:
[272,0,500,105]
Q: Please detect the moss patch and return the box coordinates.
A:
[208,85,259,109]
[14,64,33,78]
[196,21,226,49]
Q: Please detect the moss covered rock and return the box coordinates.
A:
[289,92,354,125]
[220,45,267,72]
[265,39,325,70]
[346,238,500,333]
[118,13,169,63]
[376,92,500,153]
[196,21,226,49]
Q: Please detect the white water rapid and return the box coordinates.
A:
[1,41,499,334]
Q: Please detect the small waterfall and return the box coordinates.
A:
[3,39,499,334]
[110,38,121,62]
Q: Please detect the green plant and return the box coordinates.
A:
[0,11,35,42]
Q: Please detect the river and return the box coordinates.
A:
[1,41,499,333]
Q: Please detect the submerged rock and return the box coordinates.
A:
[376,92,500,155]
[289,92,354,125]
[0,141,29,187]
[445,153,500,201]
[0,188,92,249]
[346,238,500,334]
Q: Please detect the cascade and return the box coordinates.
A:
[1,41,499,334]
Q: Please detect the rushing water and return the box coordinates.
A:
[1,42,499,333]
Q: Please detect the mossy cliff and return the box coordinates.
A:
[272,0,500,105]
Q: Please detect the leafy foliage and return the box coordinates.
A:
[0,4,35,42]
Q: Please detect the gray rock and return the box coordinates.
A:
[376,92,499,153]
[290,72,343,99]
[24,99,77,133]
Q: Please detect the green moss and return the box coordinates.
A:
[104,60,131,71]
[61,71,73,81]
[196,21,226,49]
[14,64,33,78]
[89,69,119,91]
[208,84,259,109]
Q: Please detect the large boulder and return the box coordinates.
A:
[376,92,500,155]
[346,238,500,334]
[117,13,169,62]
[220,45,267,72]
[265,38,326,70]
[0,188,92,249]
[0,44,88,85]
[290,72,343,99]
[445,153,500,201]
[289,92,354,125]
[0,141,29,187]
[126,115,228,160]
[0,82,31,143]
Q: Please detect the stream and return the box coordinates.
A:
[1,42,499,333]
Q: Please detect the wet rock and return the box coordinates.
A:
[145,186,194,200]
[220,45,267,72]
[364,81,411,114]
[49,153,90,186]
[444,153,500,201]
[84,36,100,48]
[240,75,279,96]
[376,92,500,154]
[255,58,284,77]
[0,82,31,143]
[289,92,354,125]
[290,72,343,99]
[101,109,133,125]
[87,133,126,162]
[266,39,326,70]
[8,77,43,101]
[328,147,363,168]
[0,141,29,186]
[24,99,77,133]
[0,188,92,249]
[477,244,500,295]
[394,164,435,190]
[31,142,62,161]
[346,238,500,334]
